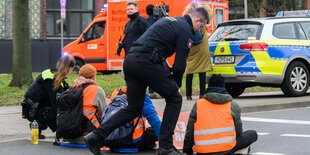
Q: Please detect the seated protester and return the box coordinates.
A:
[69,64,107,144]
[22,55,75,139]
[107,84,161,153]
[183,74,258,155]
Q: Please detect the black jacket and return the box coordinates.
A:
[25,69,69,109]
[123,12,149,55]
[130,15,194,87]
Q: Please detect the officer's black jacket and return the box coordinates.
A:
[130,14,194,87]
[25,69,69,109]
[123,12,149,55]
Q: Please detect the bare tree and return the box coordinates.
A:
[10,0,33,87]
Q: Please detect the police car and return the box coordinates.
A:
[207,10,310,97]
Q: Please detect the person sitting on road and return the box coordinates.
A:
[68,64,107,144]
[183,74,258,155]
[22,55,75,139]
[106,84,162,153]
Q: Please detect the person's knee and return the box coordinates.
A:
[243,130,258,143]
[166,92,182,104]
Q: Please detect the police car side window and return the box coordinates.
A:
[296,23,307,40]
[85,21,106,41]
[300,22,310,40]
[273,23,296,39]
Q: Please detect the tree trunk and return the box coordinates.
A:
[9,0,33,87]
[260,0,267,17]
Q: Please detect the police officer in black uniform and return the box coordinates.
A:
[84,7,209,155]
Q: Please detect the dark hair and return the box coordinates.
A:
[208,74,225,87]
[146,4,154,15]
[126,1,137,8]
[189,7,209,24]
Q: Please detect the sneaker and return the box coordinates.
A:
[186,96,192,100]
[234,146,250,155]
[84,132,103,155]
[157,147,185,155]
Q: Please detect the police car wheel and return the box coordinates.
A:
[281,61,309,97]
[73,59,84,72]
[225,84,245,98]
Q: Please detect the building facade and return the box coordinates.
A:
[0,0,104,73]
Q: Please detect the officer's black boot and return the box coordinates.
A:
[157,147,186,155]
[84,132,103,155]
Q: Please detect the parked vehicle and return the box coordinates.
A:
[207,11,310,97]
[63,0,229,72]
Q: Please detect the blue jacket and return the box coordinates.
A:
[142,94,161,140]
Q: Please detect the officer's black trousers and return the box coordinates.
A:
[94,53,182,149]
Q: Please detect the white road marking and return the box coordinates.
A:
[257,132,270,135]
[251,152,284,155]
[242,117,310,125]
[281,134,310,138]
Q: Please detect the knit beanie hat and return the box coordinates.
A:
[208,74,225,87]
[79,64,97,78]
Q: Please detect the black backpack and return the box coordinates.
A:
[102,95,144,148]
[56,84,98,139]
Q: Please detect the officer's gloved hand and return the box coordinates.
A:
[115,52,121,56]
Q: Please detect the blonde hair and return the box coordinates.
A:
[53,55,75,91]
[183,2,213,21]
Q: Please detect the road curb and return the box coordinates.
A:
[241,100,310,113]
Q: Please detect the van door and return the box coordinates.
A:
[81,21,107,70]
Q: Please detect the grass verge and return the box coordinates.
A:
[0,72,279,106]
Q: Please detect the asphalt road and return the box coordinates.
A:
[2,107,310,155]
[1,91,310,154]
[242,107,310,155]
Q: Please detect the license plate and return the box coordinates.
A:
[214,56,235,64]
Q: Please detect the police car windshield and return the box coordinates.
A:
[209,23,262,42]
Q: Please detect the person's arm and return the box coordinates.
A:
[183,103,197,155]
[92,87,107,118]
[142,94,161,140]
[172,26,192,87]
[231,100,243,136]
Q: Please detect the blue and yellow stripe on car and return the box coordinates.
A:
[207,40,310,78]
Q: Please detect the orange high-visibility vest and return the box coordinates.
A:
[82,84,101,128]
[110,86,127,102]
[132,116,145,141]
[193,98,236,153]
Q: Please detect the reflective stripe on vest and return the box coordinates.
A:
[42,69,54,80]
[83,85,100,128]
[132,116,145,140]
[193,99,236,153]
[42,69,64,87]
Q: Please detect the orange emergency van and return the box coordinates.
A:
[63,0,228,71]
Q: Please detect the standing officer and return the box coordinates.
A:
[116,1,149,56]
[84,7,209,155]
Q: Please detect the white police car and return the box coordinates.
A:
[207,10,310,97]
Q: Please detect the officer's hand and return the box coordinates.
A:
[115,52,121,56]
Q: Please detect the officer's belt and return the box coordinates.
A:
[131,51,152,58]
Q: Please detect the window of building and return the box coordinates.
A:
[46,0,94,37]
